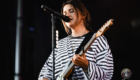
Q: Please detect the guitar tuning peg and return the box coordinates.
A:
[110,19,114,21]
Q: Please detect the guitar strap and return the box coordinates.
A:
[74,32,94,80]
[75,32,94,54]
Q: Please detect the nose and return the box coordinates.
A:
[66,12,71,17]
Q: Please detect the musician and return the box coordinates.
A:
[38,0,114,80]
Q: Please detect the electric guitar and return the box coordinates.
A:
[56,19,114,80]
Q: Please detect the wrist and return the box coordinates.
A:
[43,77,49,80]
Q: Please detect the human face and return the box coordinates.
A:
[63,4,82,28]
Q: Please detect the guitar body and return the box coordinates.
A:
[56,60,73,80]
[56,60,88,80]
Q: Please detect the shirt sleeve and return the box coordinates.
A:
[87,35,114,80]
[38,49,57,80]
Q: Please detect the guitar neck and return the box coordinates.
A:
[79,34,96,56]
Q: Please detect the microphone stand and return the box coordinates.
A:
[42,6,56,80]
[51,14,56,80]
[41,5,70,80]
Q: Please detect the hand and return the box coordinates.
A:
[43,78,49,80]
[71,54,89,70]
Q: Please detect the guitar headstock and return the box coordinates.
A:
[95,19,114,37]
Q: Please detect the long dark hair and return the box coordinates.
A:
[61,0,93,35]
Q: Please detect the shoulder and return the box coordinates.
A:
[91,32,108,44]
[57,35,70,47]
[94,35,110,51]
[95,35,108,43]
[54,36,70,54]
[58,36,70,43]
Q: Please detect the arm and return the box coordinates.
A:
[88,36,114,80]
[38,51,54,80]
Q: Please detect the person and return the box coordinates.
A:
[38,0,114,80]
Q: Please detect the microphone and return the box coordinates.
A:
[41,5,70,22]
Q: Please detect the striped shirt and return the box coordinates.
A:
[38,33,114,80]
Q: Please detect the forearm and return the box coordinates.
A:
[88,53,114,80]
[88,62,106,79]
[38,52,54,80]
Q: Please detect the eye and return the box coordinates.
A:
[70,9,74,13]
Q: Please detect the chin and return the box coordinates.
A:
[68,24,76,28]
[66,22,76,28]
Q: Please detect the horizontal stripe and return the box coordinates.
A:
[38,34,114,80]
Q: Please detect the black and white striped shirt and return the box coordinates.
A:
[38,33,114,80]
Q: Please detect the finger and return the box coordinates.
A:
[77,55,86,61]
[77,54,79,57]
[76,55,81,60]
[72,57,78,64]
[71,58,78,65]
[80,55,84,58]
[74,54,79,59]
[77,54,84,58]
[71,58,77,65]
[71,58,74,63]
[73,54,76,57]
[83,53,86,58]
[73,54,77,60]
[76,56,83,62]
[81,54,86,58]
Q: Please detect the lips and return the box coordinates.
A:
[69,18,73,20]
[70,18,73,20]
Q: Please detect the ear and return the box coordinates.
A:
[81,12,87,19]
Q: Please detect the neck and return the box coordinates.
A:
[71,22,89,37]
